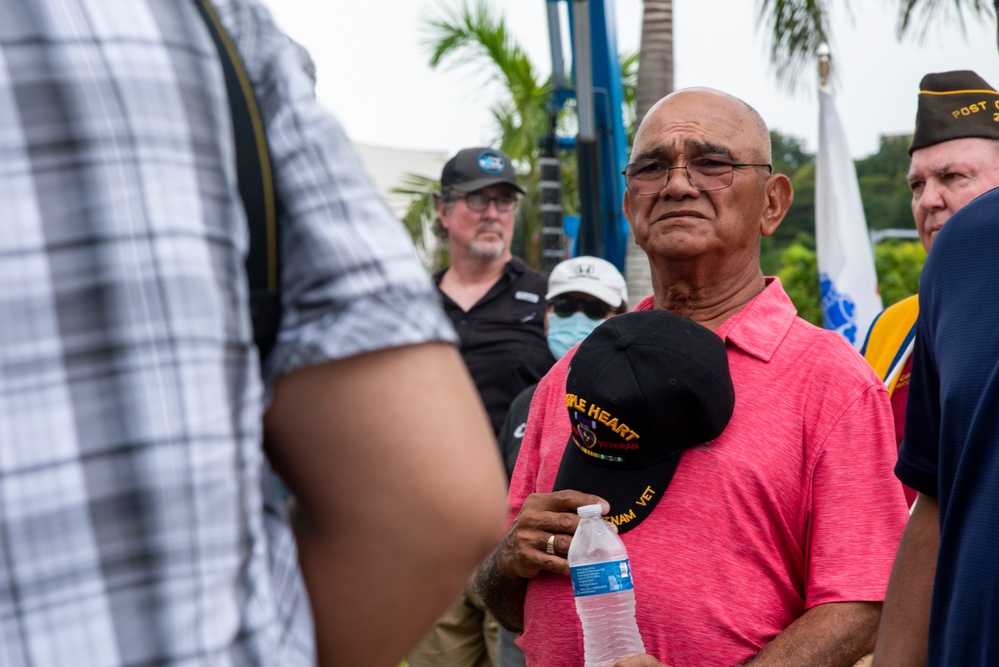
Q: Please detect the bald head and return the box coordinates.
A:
[634,88,772,165]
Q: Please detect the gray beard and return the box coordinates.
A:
[469,239,506,260]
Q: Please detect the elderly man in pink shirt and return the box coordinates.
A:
[474,87,908,667]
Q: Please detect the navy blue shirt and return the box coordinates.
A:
[897,186,999,664]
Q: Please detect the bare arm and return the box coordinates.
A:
[264,342,508,667]
[610,602,880,667]
[744,600,881,666]
[475,545,529,632]
[872,493,940,667]
[607,602,878,667]
[474,490,608,631]
[610,602,881,667]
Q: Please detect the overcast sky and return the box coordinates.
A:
[259,0,998,159]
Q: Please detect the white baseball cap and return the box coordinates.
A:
[546,256,628,308]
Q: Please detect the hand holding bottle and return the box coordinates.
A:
[495,490,609,580]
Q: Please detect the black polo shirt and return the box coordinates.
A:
[435,258,556,435]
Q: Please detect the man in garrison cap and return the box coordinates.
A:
[874,15,999,662]
[862,70,999,507]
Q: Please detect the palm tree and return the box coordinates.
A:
[635,1,674,125]
[394,173,449,269]
[624,0,990,299]
[757,0,992,93]
[626,0,675,303]
[422,1,551,162]
[403,0,636,270]
[411,0,550,267]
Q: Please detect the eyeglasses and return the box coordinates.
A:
[453,192,518,212]
[622,156,773,195]
[550,296,614,320]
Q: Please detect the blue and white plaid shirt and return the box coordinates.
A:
[0,1,455,664]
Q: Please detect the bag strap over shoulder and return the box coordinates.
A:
[194,0,282,362]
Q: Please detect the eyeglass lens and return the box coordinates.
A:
[624,156,737,194]
[552,296,612,319]
[463,193,517,212]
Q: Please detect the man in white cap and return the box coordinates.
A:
[494,255,628,667]
[498,255,629,479]
[411,147,556,667]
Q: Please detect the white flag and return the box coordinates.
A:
[815,86,882,349]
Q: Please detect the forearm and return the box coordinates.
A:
[267,343,507,666]
[293,506,478,666]
[474,545,529,631]
[872,493,940,667]
[473,490,608,632]
[745,601,881,667]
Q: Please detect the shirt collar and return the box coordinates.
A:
[433,256,525,284]
[714,277,797,362]
[633,277,797,363]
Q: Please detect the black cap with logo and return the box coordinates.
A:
[440,147,525,194]
[553,309,735,533]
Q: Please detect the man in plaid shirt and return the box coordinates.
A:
[0,1,507,665]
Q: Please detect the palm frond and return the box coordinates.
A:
[757,0,994,94]
[392,173,447,270]
[894,0,992,41]
[619,50,639,140]
[756,0,832,94]
[420,0,551,162]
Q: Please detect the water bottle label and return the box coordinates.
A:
[569,558,634,597]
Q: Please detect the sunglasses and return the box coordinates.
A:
[550,296,613,320]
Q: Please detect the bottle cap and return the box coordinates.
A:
[576,503,603,517]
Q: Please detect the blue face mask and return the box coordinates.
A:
[547,311,605,359]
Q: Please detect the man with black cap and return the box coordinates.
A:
[874,12,999,663]
[410,148,556,667]
[862,69,999,508]
[475,88,908,667]
[431,146,557,437]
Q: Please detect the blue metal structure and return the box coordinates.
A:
[544,0,630,271]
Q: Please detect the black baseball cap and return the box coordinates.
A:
[440,147,525,194]
[553,310,735,533]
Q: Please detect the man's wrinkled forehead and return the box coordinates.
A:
[631,139,735,164]
[908,138,999,183]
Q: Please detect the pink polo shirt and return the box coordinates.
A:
[508,278,908,667]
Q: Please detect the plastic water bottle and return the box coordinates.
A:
[567,503,646,667]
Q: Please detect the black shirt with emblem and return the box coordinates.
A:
[435,257,556,435]
[497,382,538,481]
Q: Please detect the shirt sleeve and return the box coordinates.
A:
[220,0,457,387]
[895,311,941,497]
[506,366,564,530]
[497,385,537,482]
[804,383,909,607]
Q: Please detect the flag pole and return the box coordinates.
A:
[814,42,884,349]
[818,43,830,88]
